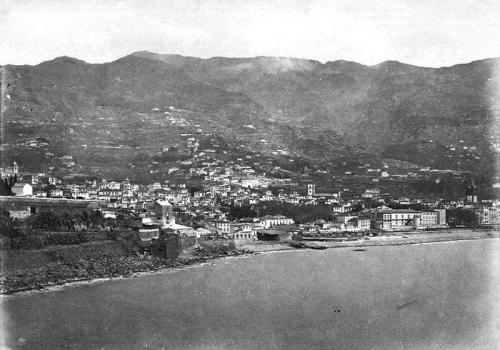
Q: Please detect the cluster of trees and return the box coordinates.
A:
[0,209,22,248]
[227,205,257,220]
[0,174,17,196]
[28,211,105,231]
[227,201,337,224]
[446,208,478,227]
[1,209,143,250]
[271,156,312,173]
[407,177,465,200]
[153,149,191,163]
[113,213,141,229]
[27,210,140,231]
[387,203,433,211]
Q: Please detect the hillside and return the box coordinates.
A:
[1,52,499,184]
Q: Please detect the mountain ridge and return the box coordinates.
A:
[8,50,497,71]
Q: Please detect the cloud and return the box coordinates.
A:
[224,57,317,74]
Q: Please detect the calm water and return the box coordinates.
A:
[2,239,500,349]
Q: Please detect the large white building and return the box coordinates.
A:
[259,215,294,229]
[373,208,447,231]
[12,183,33,196]
[212,221,258,241]
[414,211,438,228]
[373,209,419,230]
[332,215,371,232]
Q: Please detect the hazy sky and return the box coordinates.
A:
[1,0,500,67]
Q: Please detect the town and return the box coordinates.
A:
[1,158,498,253]
[3,0,500,347]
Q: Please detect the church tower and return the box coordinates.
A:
[465,178,478,204]
[307,184,316,197]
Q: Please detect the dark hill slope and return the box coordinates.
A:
[6,55,262,120]
[134,52,499,173]
[1,52,499,177]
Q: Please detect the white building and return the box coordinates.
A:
[259,215,294,229]
[475,207,500,226]
[373,209,420,231]
[12,183,33,196]
[49,189,64,198]
[414,211,438,228]
[374,209,447,231]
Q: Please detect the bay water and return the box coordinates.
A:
[2,239,500,349]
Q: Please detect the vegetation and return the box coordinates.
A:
[0,209,23,248]
[3,52,498,194]
[0,210,143,250]
[227,201,336,224]
[25,211,140,231]
[0,174,17,196]
[446,208,478,227]
[388,203,433,211]
[28,211,105,231]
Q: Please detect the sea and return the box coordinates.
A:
[2,239,500,349]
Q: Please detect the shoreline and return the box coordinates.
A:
[239,228,500,252]
[2,229,499,296]
[0,249,254,296]
[1,255,255,298]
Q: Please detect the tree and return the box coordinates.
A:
[351,202,364,212]
[0,175,17,196]
[228,205,258,220]
[446,208,478,227]
[0,209,23,249]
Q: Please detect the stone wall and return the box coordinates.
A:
[150,233,235,260]
[1,240,126,272]
[201,238,236,250]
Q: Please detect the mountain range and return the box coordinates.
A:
[1,51,499,184]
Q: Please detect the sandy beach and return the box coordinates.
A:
[238,228,500,252]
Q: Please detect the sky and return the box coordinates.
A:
[1,0,500,67]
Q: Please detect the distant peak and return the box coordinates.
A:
[131,50,157,56]
[51,56,86,64]
[325,60,368,68]
[112,54,166,65]
[373,60,405,67]
[131,51,167,59]
[371,60,431,70]
[38,56,88,67]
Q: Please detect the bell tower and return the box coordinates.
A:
[465,178,478,204]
